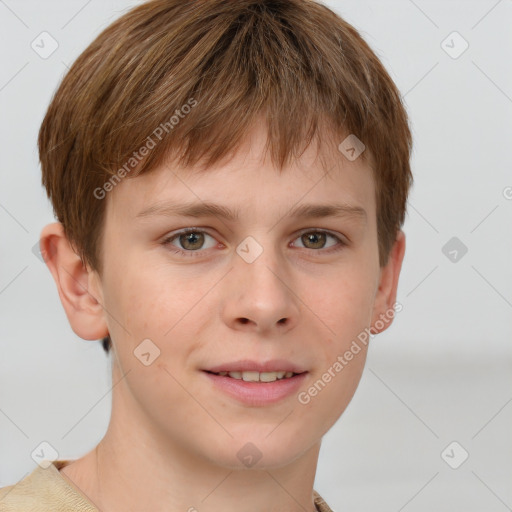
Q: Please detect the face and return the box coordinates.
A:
[91,120,393,470]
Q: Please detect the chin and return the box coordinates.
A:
[203,435,312,471]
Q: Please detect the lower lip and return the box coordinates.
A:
[202,371,308,406]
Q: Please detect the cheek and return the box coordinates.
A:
[312,267,377,343]
[102,259,213,358]
[104,258,169,322]
[297,337,368,438]
[305,262,375,428]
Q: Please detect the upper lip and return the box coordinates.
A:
[204,359,308,374]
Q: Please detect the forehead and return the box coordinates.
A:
[106,121,376,225]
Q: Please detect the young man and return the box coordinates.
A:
[0,0,412,510]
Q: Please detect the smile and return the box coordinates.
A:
[206,370,299,382]
[203,370,308,406]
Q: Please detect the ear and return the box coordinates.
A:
[370,230,406,335]
[40,222,109,341]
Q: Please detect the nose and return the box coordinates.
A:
[221,241,300,335]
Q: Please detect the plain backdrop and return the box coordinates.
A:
[0,0,511,510]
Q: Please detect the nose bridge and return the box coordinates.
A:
[236,233,286,297]
[223,232,299,331]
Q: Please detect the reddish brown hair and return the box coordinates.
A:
[38,0,413,354]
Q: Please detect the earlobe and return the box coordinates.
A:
[370,230,406,335]
[40,222,109,341]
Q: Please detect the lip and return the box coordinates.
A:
[205,359,307,374]
[202,370,308,406]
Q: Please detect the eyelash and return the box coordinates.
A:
[161,228,347,258]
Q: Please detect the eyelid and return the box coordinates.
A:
[162,227,219,252]
[294,227,348,245]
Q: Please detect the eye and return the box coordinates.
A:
[292,230,346,252]
[162,229,218,256]
[161,228,347,258]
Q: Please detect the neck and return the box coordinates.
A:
[61,362,321,512]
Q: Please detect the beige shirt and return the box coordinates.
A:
[0,460,334,511]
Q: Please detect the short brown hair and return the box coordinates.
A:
[38,0,413,354]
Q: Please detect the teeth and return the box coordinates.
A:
[242,371,260,382]
[219,370,295,382]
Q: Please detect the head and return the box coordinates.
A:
[38,0,412,469]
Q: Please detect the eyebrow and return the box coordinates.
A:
[136,200,367,223]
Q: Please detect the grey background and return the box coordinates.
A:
[1,0,511,510]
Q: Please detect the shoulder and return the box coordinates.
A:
[0,483,17,509]
[0,470,42,512]
[313,489,335,512]
[0,461,97,512]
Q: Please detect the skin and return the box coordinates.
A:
[41,119,405,512]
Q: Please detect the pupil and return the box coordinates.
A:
[303,232,325,249]
[182,232,203,249]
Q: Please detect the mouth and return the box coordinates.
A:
[203,370,304,383]
[202,369,308,406]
